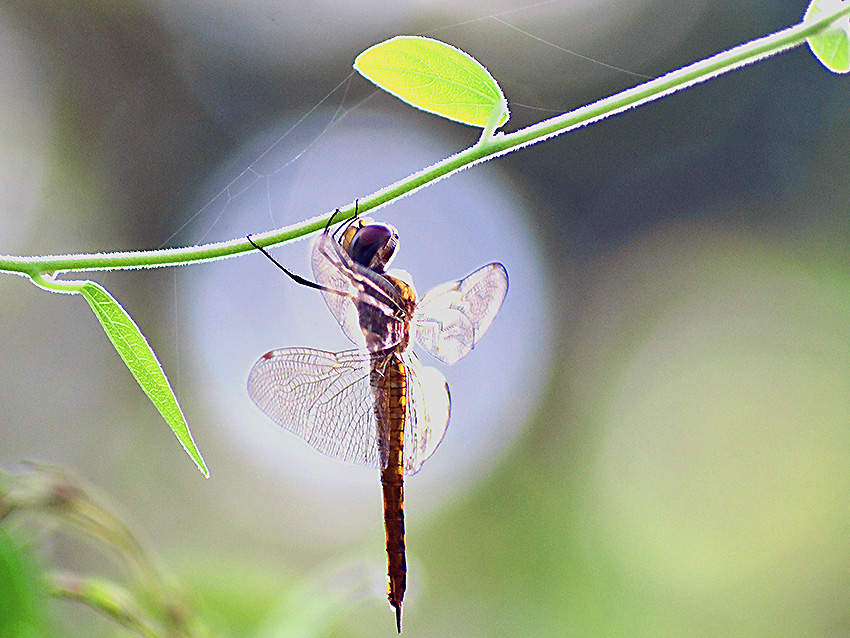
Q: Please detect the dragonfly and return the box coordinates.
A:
[246,214,508,632]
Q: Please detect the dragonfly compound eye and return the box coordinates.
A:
[348,223,399,271]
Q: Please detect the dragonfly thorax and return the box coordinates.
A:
[357,272,416,353]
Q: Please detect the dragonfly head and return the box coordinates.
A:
[345,221,399,273]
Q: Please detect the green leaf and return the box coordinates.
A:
[354,35,509,129]
[79,281,208,477]
[805,0,850,73]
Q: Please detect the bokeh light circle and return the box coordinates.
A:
[183,109,552,547]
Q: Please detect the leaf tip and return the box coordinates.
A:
[78,280,210,478]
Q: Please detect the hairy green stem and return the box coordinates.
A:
[0,6,847,278]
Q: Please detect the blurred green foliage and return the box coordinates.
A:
[0,528,50,638]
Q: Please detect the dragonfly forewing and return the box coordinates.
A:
[413,262,509,364]
[312,233,404,351]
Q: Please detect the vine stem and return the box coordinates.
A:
[29,272,85,294]
[1,5,848,278]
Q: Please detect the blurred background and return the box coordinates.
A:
[2,0,850,636]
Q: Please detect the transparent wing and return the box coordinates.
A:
[403,352,451,474]
[247,347,385,468]
[413,263,509,365]
[311,232,404,350]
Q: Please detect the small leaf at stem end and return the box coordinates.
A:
[354,35,509,129]
[805,0,850,73]
[79,281,208,477]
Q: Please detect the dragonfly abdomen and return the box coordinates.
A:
[375,353,408,632]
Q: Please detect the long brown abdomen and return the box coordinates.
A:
[376,354,407,632]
